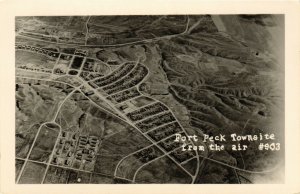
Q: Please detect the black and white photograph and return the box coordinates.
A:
[2,0,300,193]
[14,14,285,184]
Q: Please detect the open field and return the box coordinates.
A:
[28,124,60,162]
[18,162,47,184]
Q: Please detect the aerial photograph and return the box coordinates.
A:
[15,15,284,184]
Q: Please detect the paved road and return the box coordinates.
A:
[16,15,190,48]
